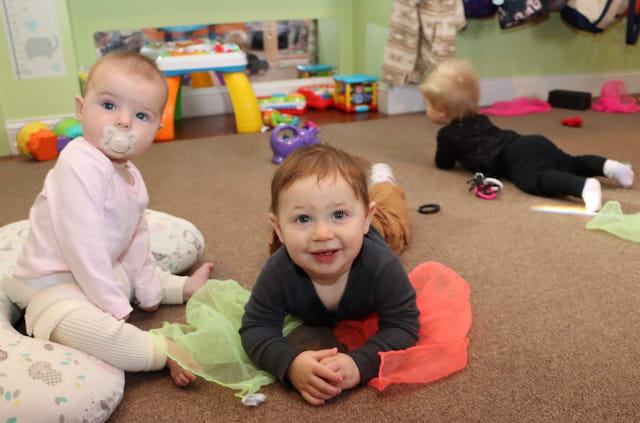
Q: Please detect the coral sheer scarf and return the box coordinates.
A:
[334,261,472,391]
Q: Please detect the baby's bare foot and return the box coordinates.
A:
[167,357,196,387]
[183,262,214,301]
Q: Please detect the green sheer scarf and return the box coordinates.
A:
[150,279,301,397]
[586,201,640,242]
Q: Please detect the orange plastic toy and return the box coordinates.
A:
[155,76,182,142]
[17,122,58,161]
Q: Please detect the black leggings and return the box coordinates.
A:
[500,135,606,198]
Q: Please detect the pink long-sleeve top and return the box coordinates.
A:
[12,138,162,319]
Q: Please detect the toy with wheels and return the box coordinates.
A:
[17,118,82,161]
[258,93,307,115]
[270,122,320,164]
[262,109,299,128]
[297,84,334,110]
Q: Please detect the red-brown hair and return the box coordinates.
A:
[270,143,370,215]
[268,144,370,253]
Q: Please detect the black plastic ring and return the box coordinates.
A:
[418,203,441,214]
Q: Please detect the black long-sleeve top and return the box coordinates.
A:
[240,227,420,385]
[435,114,520,177]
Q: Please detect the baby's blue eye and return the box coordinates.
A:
[101,102,114,110]
[136,112,149,121]
[296,215,311,224]
[333,210,346,219]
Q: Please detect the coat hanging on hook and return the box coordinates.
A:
[380,0,466,87]
[495,0,548,29]
[626,0,640,44]
[560,0,627,33]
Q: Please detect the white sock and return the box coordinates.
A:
[603,159,634,188]
[370,163,396,186]
[581,178,602,213]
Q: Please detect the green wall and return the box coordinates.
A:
[352,1,640,78]
[0,0,78,156]
[456,13,640,78]
[0,99,6,154]
[1,0,639,156]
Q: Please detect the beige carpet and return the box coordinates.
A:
[1,109,639,422]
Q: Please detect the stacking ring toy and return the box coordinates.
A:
[467,173,503,200]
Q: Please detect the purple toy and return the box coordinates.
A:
[270,121,321,164]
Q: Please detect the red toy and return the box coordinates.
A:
[297,84,334,110]
[561,117,584,127]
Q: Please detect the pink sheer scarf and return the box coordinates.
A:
[592,81,640,113]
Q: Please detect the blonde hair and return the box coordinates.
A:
[225,30,249,52]
[419,58,480,120]
[84,51,168,111]
[270,143,370,215]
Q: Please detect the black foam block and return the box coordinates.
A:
[548,89,592,110]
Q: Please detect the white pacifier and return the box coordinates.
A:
[100,126,138,154]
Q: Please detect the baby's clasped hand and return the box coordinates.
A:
[287,348,343,406]
[319,352,361,389]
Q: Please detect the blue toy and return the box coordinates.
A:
[270,121,320,164]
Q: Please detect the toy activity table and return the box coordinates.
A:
[150,42,262,141]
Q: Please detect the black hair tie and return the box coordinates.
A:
[418,203,441,214]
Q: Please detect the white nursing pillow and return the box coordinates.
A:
[0,209,205,422]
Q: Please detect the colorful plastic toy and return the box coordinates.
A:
[262,110,299,128]
[54,117,83,151]
[297,84,334,110]
[333,74,378,113]
[270,121,320,164]
[147,39,262,140]
[257,93,307,115]
[296,64,333,78]
[17,122,56,160]
[17,118,82,161]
